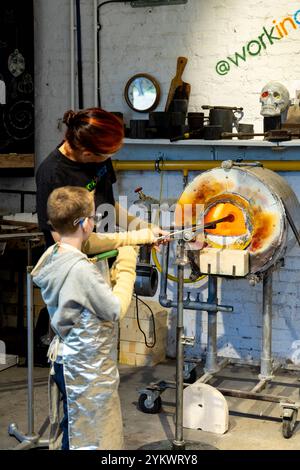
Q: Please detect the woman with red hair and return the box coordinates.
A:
[35,109,167,449]
[36,107,164,250]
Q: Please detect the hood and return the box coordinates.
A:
[32,247,86,308]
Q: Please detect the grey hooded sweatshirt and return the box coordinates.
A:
[32,244,126,450]
[32,246,121,339]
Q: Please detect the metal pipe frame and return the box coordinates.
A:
[93,0,98,106]
[218,388,300,406]
[8,237,49,450]
[159,244,233,313]
[259,269,274,380]
[156,241,233,449]
[70,0,75,109]
[204,276,219,373]
[27,268,34,436]
[75,0,84,109]
[0,232,44,241]
[172,240,186,450]
[8,242,49,449]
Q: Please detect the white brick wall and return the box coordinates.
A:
[2,0,300,186]
[99,0,300,130]
[0,0,300,363]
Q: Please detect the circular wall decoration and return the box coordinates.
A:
[3,100,34,140]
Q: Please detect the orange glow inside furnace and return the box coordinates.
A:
[205,202,247,236]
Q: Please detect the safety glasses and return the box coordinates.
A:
[73,214,102,227]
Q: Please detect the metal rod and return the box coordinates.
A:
[222,132,265,138]
[0,232,43,241]
[251,378,268,394]
[260,270,273,379]
[26,267,34,435]
[173,240,185,450]
[158,239,233,312]
[70,0,75,109]
[75,0,84,109]
[205,275,219,373]
[27,239,32,266]
[93,0,98,106]
[198,358,229,384]
[222,130,300,141]
[156,214,235,242]
[160,296,232,313]
[159,248,233,313]
[158,243,170,307]
[165,299,232,313]
[284,205,300,247]
[7,262,49,448]
[219,388,298,405]
[17,271,24,332]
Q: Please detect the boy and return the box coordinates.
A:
[32,186,151,450]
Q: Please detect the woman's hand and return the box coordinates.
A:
[150,226,170,251]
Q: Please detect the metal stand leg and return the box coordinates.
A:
[171,241,218,450]
[172,241,185,450]
[8,264,49,450]
[258,269,274,382]
[205,276,219,374]
[138,240,218,450]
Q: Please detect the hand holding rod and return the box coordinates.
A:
[156,214,235,242]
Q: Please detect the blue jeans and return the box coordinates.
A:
[53,362,69,450]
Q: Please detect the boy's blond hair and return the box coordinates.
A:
[47,186,94,235]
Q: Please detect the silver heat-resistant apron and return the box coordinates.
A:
[49,311,123,450]
[48,257,124,450]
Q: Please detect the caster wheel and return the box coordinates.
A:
[282,409,297,439]
[138,393,162,414]
[184,367,197,384]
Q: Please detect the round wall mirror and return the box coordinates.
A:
[124,73,160,113]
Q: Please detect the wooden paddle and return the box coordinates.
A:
[165,56,190,112]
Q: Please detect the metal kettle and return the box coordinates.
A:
[202,105,244,134]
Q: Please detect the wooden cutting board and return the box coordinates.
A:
[165,56,191,112]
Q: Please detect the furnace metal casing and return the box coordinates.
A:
[175,164,300,274]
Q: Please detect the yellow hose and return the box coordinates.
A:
[113,160,300,172]
[151,248,206,284]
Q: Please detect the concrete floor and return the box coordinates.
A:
[0,358,300,450]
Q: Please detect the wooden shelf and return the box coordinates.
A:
[0,154,34,169]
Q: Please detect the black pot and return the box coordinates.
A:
[207,107,244,138]
[203,125,222,140]
[130,120,149,139]
[188,112,204,131]
[149,112,171,138]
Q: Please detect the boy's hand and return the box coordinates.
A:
[110,246,139,286]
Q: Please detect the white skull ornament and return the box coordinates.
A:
[260,81,290,117]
